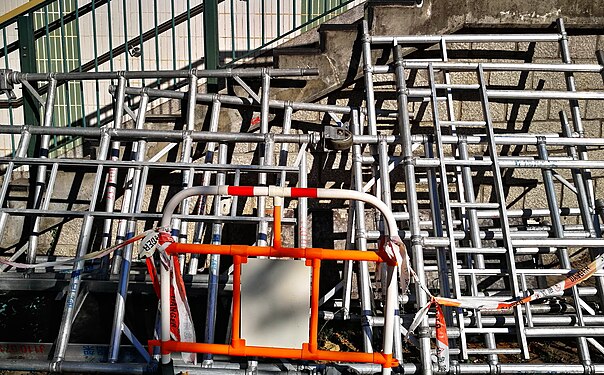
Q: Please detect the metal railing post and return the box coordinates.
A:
[107,75,127,273]
[202,143,228,366]
[203,0,220,89]
[16,13,39,132]
[537,139,592,365]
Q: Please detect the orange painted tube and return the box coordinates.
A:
[160,341,397,366]
[231,256,242,342]
[273,204,282,249]
[166,243,385,262]
[309,259,321,353]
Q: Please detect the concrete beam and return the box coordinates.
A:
[369,0,604,36]
[276,0,604,104]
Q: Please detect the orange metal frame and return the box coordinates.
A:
[148,204,398,368]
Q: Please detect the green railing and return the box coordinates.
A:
[0,0,363,155]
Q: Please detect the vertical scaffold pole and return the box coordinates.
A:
[53,127,114,366]
[27,77,57,265]
[351,110,375,352]
[108,92,150,362]
[393,45,432,374]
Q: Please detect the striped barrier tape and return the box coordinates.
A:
[168,255,197,364]
[434,302,449,373]
[432,251,604,310]
[139,230,173,270]
[379,235,411,293]
[408,252,604,370]
[0,226,168,269]
[129,229,198,364]
[406,295,450,372]
[0,225,196,363]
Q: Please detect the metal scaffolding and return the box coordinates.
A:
[359,16,604,375]
[0,16,604,375]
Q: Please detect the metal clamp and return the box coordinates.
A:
[0,69,16,100]
[323,125,353,151]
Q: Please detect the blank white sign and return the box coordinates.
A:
[240,258,311,348]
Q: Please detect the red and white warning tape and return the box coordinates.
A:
[434,302,449,372]
[0,225,197,364]
[0,226,168,269]
[168,255,197,364]
[378,235,411,293]
[408,252,604,371]
[143,229,196,364]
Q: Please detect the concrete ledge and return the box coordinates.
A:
[278,0,603,103]
[369,0,604,36]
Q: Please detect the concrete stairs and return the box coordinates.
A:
[120,0,604,217]
[272,0,604,104]
[139,0,604,133]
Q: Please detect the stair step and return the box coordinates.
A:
[319,22,360,32]
[274,47,321,57]
[9,178,29,192]
[273,3,363,67]
[145,113,182,122]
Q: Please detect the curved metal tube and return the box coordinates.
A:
[160,186,400,238]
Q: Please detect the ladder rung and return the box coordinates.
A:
[434,83,480,90]
[466,348,522,355]
[456,247,507,254]
[440,120,486,127]
[449,202,501,209]
[465,327,513,334]
[457,269,510,276]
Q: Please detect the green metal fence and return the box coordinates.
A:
[0,0,362,156]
